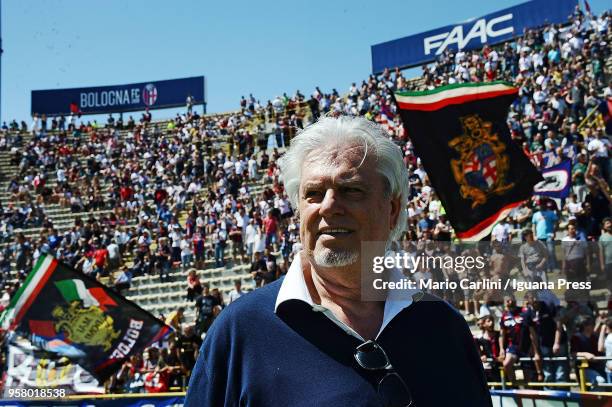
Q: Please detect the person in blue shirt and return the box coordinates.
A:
[185,116,490,406]
[532,201,559,272]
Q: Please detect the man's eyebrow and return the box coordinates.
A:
[336,179,366,187]
[301,178,366,189]
[301,181,323,189]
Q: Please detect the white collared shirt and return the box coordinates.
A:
[274,252,421,341]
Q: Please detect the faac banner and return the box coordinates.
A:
[371,0,577,73]
[31,76,205,116]
[0,254,171,382]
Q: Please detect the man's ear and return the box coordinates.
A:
[389,195,401,232]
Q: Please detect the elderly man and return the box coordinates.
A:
[185,116,490,406]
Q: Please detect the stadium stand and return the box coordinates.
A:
[0,7,610,394]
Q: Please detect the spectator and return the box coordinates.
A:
[519,230,548,282]
[475,315,501,382]
[249,251,268,288]
[263,209,278,250]
[107,238,121,272]
[571,316,605,389]
[532,201,558,272]
[180,236,193,268]
[162,341,184,389]
[186,269,203,301]
[114,266,133,295]
[177,325,202,377]
[228,279,244,304]
[599,217,612,282]
[92,240,109,278]
[561,223,588,281]
[141,347,168,393]
[598,318,612,383]
[499,293,541,382]
[195,285,220,337]
[529,292,569,384]
[212,225,226,268]
[165,307,184,333]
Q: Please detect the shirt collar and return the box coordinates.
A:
[274,252,420,338]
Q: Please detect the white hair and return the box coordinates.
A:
[278,115,409,243]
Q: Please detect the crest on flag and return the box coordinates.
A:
[449,114,514,208]
[142,83,158,106]
[52,302,120,351]
[0,255,171,381]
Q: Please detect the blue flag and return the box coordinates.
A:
[533,160,572,198]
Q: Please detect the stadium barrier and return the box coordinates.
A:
[0,389,610,406]
[490,389,612,407]
[487,356,612,392]
[578,103,606,135]
[0,393,186,406]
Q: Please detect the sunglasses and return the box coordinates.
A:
[354,340,414,407]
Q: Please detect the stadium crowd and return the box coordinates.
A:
[0,6,609,393]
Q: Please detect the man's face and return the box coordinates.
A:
[298,143,400,268]
[482,317,493,330]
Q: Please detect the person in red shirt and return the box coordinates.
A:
[154,187,168,205]
[120,185,134,201]
[93,241,109,278]
[263,210,278,250]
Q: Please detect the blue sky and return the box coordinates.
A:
[1,0,609,123]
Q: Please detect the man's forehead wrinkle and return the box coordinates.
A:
[301,164,361,187]
[299,143,378,193]
[303,142,368,166]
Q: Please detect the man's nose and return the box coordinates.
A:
[319,189,344,217]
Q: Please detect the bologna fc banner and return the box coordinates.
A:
[534,160,572,199]
[371,0,577,73]
[31,76,205,116]
[4,343,104,395]
[0,255,171,381]
[395,81,542,240]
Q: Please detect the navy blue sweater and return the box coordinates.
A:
[185,279,491,406]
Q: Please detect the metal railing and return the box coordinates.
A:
[578,106,605,136]
[487,355,612,392]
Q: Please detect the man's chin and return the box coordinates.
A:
[312,248,359,268]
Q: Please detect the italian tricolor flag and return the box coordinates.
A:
[0,255,58,330]
[0,255,116,331]
[55,279,116,310]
